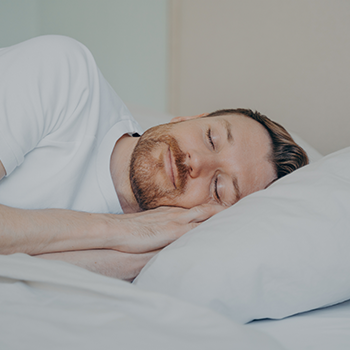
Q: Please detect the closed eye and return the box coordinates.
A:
[206,128,215,149]
[214,176,221,202]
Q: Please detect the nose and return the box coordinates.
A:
[187,150,216,178]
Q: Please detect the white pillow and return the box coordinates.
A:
[289,131,323,162]
[135,146,350,324]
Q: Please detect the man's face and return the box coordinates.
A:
[129,114,276,210]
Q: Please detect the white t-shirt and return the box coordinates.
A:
[0,35,143,214]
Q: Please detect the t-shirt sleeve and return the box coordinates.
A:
[0,35,98,176]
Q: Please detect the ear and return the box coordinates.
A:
[170,113,208,123]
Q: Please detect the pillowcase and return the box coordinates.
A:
[135,146,350,324]
[288,131,323,163]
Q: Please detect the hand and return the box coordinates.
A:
[0,202,222,256]
[108,203,225,254]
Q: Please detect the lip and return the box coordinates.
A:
[164,147,176,189]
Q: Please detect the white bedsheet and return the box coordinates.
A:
[0,254,283,350]
[250,300,350,350]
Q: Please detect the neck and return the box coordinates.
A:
[110,134,140,213]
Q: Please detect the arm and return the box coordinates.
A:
[36,249,159,281]
[0,196,223,256]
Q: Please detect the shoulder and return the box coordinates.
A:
[3,35,95,74]
[20,35,93,63]
[17,35,89,53]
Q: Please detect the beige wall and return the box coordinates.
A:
[169,0,350,155]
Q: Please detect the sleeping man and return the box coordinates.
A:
[0,36,308,281]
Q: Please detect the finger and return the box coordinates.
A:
[185,204,225,223]
[133,248,163,256]
[137,205,185,215]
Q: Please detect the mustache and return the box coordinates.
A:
[136,134,189,190]
[159,135,189,190]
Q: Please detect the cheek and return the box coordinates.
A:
[173,180,212,208]
[169,124,202,150]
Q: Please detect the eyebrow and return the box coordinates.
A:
[219,119,234,144]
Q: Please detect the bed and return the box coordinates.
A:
[1,106,350,349]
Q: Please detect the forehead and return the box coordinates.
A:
[204,113,264,132]
[204,113,271,145]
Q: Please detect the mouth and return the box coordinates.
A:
[164,146,177,189]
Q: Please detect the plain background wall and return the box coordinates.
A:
[0,0,169,112]
[1,0,349,154]
[0,0,40,47]
[169,0,350,155]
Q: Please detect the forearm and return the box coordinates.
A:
[0,204,112,255]
[36,249,158,281]
[0,203,223,256]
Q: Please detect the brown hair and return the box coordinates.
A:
[205,108,309,179]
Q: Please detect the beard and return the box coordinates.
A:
[129,123,189,211]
